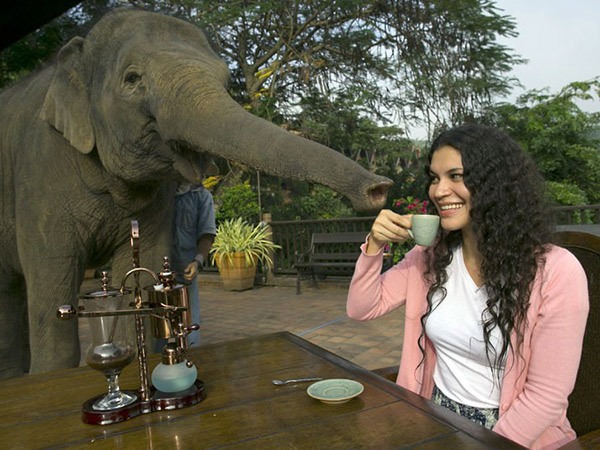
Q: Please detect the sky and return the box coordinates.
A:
[408,0,600,138]
[493,0,600,109]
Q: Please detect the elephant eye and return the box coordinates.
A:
[124,72,141,85]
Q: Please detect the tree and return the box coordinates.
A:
[481,79,600,204]
[143,0,522,134]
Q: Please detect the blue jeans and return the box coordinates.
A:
[431,385,499,430]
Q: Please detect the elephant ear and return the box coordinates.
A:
[40,36,95,154]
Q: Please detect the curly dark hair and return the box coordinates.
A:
[419,123,553,380]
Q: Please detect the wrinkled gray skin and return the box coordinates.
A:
[0,8,391,379]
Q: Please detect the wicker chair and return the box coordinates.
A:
[553,230,600,436]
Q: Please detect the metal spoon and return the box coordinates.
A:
[272,377,323,386]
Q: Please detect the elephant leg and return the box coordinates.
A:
[27,292,81,374]
[0,279,28,379]
[27,296,81,374]
[24,260,84,375]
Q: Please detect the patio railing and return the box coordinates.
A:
[551,204,600,225]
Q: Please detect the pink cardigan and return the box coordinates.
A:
[347,243,589,450]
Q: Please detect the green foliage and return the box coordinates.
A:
[259,180,354,221]
[215,180,260,224]
[546,182,593,224]
[210,217,281,268]
[285,185,353,220]
[546,181,588,206]
[481,79,600,204]
[0,21,71,88]
[387,241,413,265]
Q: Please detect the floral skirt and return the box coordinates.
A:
[431,385,499,430]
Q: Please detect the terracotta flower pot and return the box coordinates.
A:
[215,252,257,291]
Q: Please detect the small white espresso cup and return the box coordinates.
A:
[408,215,440,246]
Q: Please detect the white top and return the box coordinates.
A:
[425,244,505,409]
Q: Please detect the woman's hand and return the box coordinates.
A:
[366,209,413,255]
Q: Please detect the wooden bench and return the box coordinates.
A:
[294,231,368,295]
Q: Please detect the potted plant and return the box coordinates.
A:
[210,217,281,291]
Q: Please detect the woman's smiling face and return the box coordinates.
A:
[428,145,473,233]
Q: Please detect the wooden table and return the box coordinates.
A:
[1,332,527,449]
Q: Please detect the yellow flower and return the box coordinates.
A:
[203,176,221,190]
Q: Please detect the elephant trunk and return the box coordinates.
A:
[156,84,391,212]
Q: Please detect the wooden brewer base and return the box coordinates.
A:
[82,379,206,425]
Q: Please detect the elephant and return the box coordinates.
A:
[0,8,391,379]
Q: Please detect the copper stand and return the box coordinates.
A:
[59,220,206,426]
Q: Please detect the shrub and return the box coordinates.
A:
[215,180,260,224]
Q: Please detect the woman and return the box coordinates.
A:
[347,124,589,449]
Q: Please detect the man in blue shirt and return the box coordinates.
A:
[170,182,216,347]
